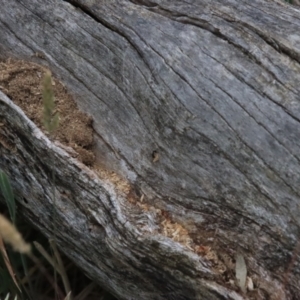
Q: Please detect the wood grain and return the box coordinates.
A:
[1,0,300,298]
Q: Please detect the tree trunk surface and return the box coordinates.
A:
[1,0,300,299]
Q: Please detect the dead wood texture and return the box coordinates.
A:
[1,0,300,299]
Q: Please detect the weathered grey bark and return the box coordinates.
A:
[1,0,300,299]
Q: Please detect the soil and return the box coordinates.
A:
[0,59,95,165]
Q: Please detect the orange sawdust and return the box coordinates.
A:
[125,191,230,277]
[0,58,95,165]
[94,166,131,195]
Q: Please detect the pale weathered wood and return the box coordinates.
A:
[1,0,300,299]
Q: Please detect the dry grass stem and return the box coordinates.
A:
[0,214,30,254]
[0,237,21,291]
[73,282,97,300]
[33,241,58,270]
[50,239,72,299]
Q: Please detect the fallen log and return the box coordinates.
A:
[1,0,300,299]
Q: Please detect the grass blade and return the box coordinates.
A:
[236,253,247,293]
[0,237,21,292]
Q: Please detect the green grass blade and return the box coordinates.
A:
[0,170,16,224]
[42,71,59,134]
